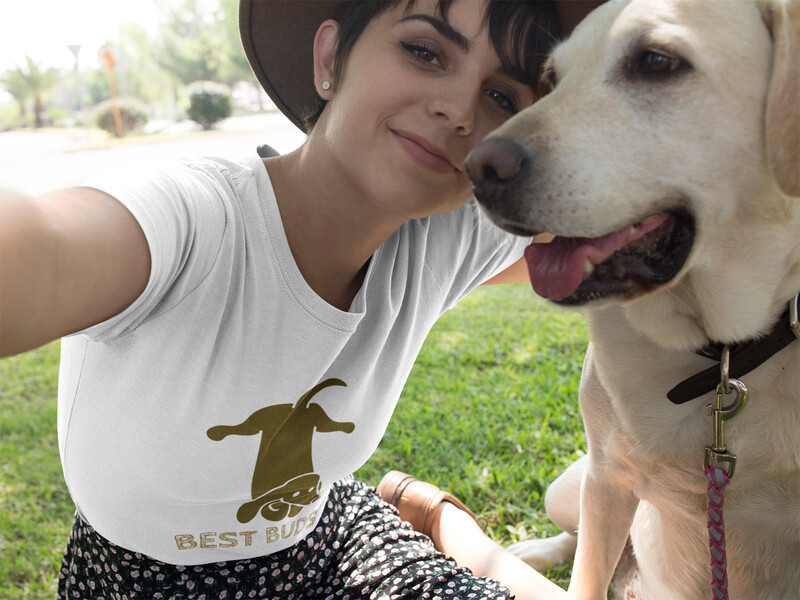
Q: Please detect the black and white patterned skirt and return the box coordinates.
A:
[57,478,511,600]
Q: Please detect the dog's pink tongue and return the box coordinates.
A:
[525,214,668,300]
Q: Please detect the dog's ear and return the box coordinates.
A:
[760,0,800,197]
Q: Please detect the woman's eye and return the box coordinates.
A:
[485,89,518,114]
[401,42,441,66]
[641,50,683,74]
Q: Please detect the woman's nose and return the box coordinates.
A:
[427,86,477,135]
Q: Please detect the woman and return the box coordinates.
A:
[0,1,600,598]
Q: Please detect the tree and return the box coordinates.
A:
[0,56,61,128]
[155,0,227,85]
[154,0,254,86]
[114,23,175,110]
[0,67,30,125]
[217,0,256,84]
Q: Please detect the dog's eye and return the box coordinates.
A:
[641,50,683,74]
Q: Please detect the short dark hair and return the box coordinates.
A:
[303,0,561,129]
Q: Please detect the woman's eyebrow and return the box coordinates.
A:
[397,14,470,52]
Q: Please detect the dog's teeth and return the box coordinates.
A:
[584,259,595,276]
[642,215,659,225]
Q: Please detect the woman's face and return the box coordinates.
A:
[315,0,538,221]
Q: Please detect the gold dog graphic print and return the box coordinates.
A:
[207,378,354,523]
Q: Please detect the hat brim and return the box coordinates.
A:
[240,0,605,132]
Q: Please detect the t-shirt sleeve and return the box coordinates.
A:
[75,159,229,342]
[426,199,530,311]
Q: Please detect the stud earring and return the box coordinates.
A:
[321,81,331,91]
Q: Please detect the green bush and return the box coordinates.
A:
[93,97,148,137]
[0,104,21,130]
[186,80,232,130]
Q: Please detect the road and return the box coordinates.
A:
[0,113,306,196]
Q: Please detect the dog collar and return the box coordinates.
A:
[667,293,799,404]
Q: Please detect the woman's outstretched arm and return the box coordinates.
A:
[0,186,150,357]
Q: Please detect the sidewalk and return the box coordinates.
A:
[0,112,306,196]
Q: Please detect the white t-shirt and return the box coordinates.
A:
[57,153,527,565]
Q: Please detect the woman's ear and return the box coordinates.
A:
[313,19,340,99]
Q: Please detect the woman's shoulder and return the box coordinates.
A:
[175,153,265,190]
[82,153,260,197]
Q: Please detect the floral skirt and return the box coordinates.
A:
[57,478,511,600]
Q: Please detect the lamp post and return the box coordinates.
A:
[98,43,124,138]
[67,44,87,131]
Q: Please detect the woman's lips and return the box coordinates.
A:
[393,130,456,174]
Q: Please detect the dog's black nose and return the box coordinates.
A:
[465,138,527,188]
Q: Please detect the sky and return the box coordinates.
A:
[1,0,160,73]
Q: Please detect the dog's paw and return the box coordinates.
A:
[508,531,578,571]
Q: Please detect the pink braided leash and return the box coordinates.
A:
[705,465,730,600]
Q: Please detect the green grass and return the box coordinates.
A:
[0,284,589,598]
[0,341,73,600]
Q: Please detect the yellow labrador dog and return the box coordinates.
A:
[466,0,799,598]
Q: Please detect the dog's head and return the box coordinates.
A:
[469,0,799,348]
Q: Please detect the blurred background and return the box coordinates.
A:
[0,0,306,194]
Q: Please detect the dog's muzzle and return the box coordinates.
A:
[466,136,696,306]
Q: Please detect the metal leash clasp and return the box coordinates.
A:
[704,346,748,478]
